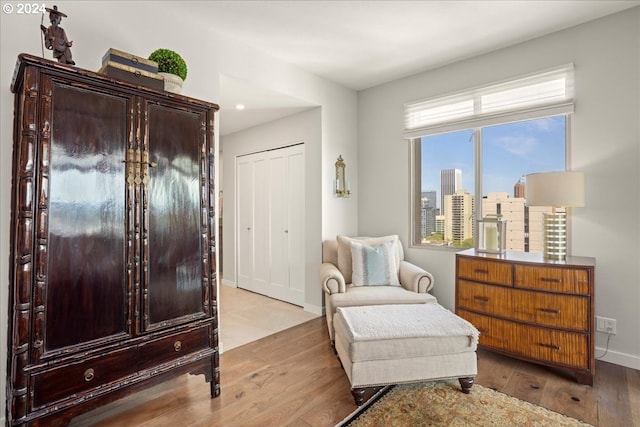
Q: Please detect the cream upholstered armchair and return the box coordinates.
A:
[320,235,437,342]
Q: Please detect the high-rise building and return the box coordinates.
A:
[444,189,474,243]
[440,169,462,217]
[421,191,437,209]
[421,191,438,238]
[435,215,445,235]
[483,192,526,251]
[514,175,526,198]
[483,191,552,253]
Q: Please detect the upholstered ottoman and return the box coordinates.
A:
[334,303,479,405]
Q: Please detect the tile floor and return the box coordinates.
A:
[218,284,319,352]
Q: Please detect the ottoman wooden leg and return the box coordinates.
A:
[351,386,384,405]
[459,377,474,393]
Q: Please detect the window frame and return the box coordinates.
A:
[409,115,572,251]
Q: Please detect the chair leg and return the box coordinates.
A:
[351,386,384,405]
[459,377,474,393]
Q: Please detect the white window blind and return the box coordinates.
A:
[404,64,574,138]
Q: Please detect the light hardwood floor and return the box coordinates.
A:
[218,285,318,351]
[71,290,639,426]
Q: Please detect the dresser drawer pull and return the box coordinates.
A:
[539,343,561,351]
[473,269,489,275]
[174,341,182,352]
[541,278,561,284]
[84,368,95,382]
[539,308,561,315]
[473,296,489,303]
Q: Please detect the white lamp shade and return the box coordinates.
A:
[525,171,585,207]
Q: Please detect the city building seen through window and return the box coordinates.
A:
[416,115,567,252]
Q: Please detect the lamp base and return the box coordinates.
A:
[542,212,567,260]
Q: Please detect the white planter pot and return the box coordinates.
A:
[159,72,184,94]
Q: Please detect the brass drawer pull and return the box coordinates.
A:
[539,308,561,314]
[473,296,489,303]
[541,278,561,283]
[539,343,561,351]
[84,368,95,382]
[473,269,489,275]
[174,341,182,352]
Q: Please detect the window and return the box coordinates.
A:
[407,65,573,251]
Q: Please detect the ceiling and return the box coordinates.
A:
[178,1,639,135]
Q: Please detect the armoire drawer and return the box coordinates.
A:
[514,265,590,295]
[138,325,211,370]
[457,257,512,285]
[32,347,138,408]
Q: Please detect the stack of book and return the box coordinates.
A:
[99,48,164,90]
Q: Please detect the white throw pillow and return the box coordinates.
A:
[350,240,400,286]
[337,235,401,284]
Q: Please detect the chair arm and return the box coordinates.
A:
[399,260,434,293]
[320,262,346,294]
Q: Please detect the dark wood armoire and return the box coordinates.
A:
[6,54,220,426]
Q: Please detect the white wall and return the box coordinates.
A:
[221,109,324,314]
[0,2,357,421]
[358,7,640,369]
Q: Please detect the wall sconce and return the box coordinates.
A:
[525,171,585,260]
[335,155,351,198]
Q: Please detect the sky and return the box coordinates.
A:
[421,116,566,209]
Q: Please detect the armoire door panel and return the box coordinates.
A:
[43,79,131,353]
[144,103,207,328]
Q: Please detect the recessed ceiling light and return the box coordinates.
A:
[235,104,245,110]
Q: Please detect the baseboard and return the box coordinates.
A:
[595,346,640,370]
[304,303,324,316]
[221,278,236,288]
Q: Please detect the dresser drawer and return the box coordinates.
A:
[514,265,590,295]
[457,257,512,285]
[523,323,589,369]
[459,310,588,370]
[457,309,512,352]
[457,280,513,317]
[138,325,211,371]
[511,288,589,331]
[32,347,137,408]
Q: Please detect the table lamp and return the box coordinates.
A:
[525,171,585,260]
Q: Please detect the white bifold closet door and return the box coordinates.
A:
[236,144,305,306]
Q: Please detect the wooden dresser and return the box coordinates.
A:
[455,249,595,385]
[7,54,220,426]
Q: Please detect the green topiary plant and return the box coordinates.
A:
[148,48,188,81]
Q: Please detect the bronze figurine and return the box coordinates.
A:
[40,5,74,65]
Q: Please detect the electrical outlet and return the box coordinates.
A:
[596,316,617,335]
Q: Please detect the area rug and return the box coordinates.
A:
[336,380,593,427]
